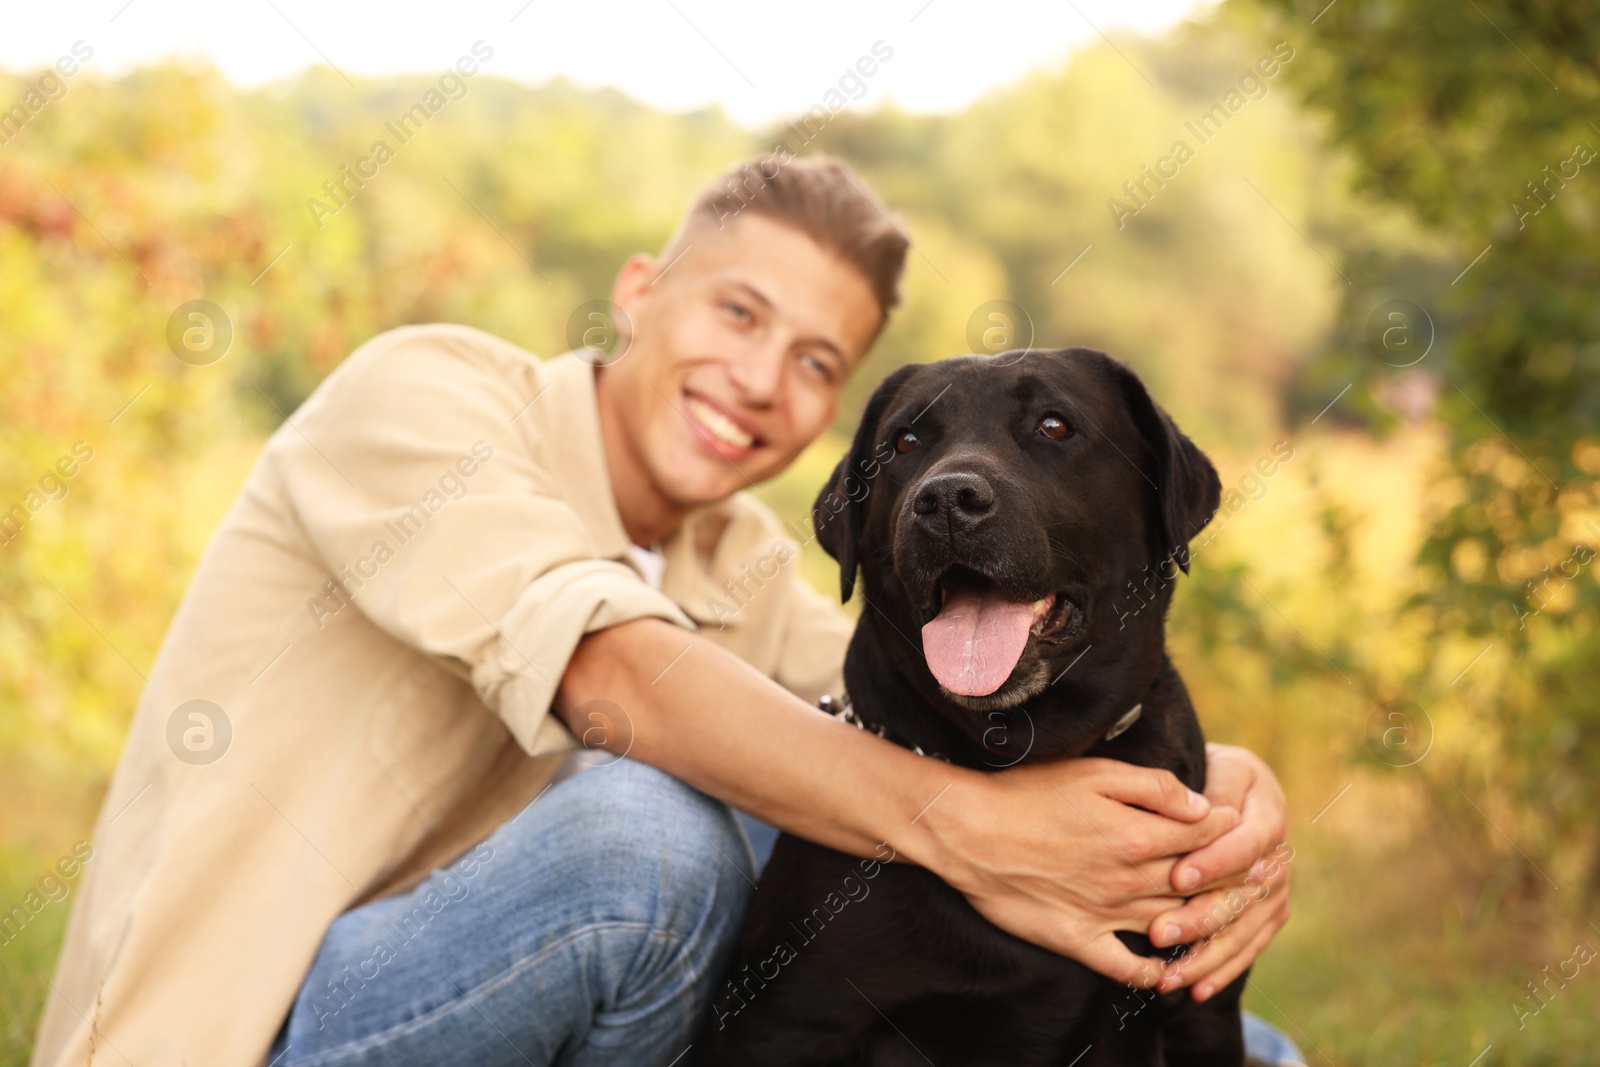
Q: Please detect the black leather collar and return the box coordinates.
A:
[820,694,1143,763]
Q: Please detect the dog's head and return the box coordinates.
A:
[814,349,1219,738]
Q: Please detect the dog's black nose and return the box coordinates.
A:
[913,472,996,528]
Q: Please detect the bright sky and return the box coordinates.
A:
[4,0,1209,126]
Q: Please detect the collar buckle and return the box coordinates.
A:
[1103,703,1143,742]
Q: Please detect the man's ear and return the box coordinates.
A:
[607,253,658,345]
[1098,355,1221,573]
[813,363,922,602]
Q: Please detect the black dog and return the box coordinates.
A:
[696,348,1246,1067]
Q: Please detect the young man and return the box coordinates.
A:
[33,156,1296,1067]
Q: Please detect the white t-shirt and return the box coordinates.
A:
[627,542,667,591]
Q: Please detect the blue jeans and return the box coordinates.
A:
[271,758,1303,1066]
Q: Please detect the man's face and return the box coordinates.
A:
[598,213,884,510]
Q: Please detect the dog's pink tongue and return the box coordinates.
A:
[921,585,1036,696]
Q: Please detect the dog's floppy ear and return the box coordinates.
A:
[1101,357,1221,573]
[813,363,922,602]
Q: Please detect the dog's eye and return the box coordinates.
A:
[1038,414,1072,440]
[894,430,920,453]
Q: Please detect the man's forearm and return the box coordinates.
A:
[554,617,959,864]
[554,618,1269,984]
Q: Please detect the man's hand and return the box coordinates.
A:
[916,758,1240,988]
[1148,743,1292,1000]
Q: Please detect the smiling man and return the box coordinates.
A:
[33,156,1298,1067]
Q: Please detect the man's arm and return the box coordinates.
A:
[555,616,1251,987]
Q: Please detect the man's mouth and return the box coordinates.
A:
[919,567,1079,697]
[683,390,761,458]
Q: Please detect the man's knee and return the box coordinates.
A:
[529,758,756,935]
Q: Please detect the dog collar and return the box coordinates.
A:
[821,694,949,762]
[819,695,1145,759]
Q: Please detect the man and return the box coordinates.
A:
[33,155,1296,1067]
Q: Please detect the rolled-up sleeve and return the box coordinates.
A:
[265,326,692,753]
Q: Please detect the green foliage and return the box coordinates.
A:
[1243,0,1600,918]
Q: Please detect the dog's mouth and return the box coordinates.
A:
[918,567,1080,698]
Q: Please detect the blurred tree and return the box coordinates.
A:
[0,20,1367,848]
[1245,0,1600,909]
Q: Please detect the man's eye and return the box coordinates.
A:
[799,353,834,380]
[723,302,752,322]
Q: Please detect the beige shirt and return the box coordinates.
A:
[32,324,852,1067]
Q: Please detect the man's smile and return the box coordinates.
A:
[683,387,764,460]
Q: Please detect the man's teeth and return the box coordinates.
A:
[687,397,755,449]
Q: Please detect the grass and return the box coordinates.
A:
[1242,821,1600,1066]
[2,847,78,1067]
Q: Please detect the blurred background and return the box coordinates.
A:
[3,0,1598,1062]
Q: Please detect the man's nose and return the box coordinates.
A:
[912,472,996,531]
[725,339,786,406]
